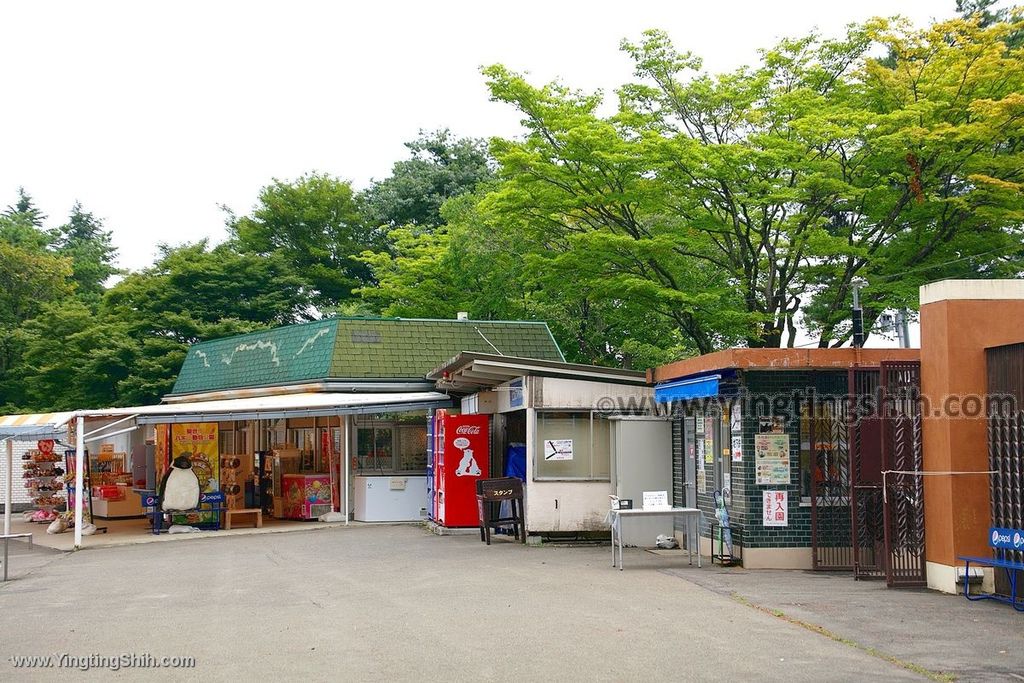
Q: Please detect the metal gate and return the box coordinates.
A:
[880,360,927,587]
[810,393,853,570]
[986,343,1024,596]
[849,368,886,579]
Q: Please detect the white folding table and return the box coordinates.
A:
[608,507,703,570]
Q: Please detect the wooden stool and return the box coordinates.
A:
[225,508,263,530]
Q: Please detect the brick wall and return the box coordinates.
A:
[670,370,848,550]
[0,441,36,511]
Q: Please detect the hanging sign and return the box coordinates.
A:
[755,433,790,485]
[763,490,788,527]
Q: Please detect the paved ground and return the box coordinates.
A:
[0,526,1018,681]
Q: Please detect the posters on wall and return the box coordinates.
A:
[543,439,573,461]
[154,424,170,482]
[763,490,788,526]
[730,403,743,462]
[169,423,219,524]
[697,469,707,494]
[171,423,220,493]
[731,436,744,462]
[754,433,790,485]
[704,418,714,464]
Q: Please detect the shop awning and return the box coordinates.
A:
[107,391,453,424]
[654,375,720,403]
[0,412,75,441]
[427,352,648,392]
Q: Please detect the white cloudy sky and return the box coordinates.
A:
[2,0,960,273]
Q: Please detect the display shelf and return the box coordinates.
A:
[22,440,66,524]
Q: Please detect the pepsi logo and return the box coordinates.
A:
[993,529,1001,544]
[1015,532,1024,549]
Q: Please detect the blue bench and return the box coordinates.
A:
[958,527,1024,612]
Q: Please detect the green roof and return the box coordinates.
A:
[170,317,563,395]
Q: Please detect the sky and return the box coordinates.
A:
[1,0,959,274]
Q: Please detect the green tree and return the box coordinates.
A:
[10,300,138,410]
[1,189,52,250]
[0,242,75,406]
[230,173,380,308]
[361,129,493,230]
[4,241,311,411]
[475,15,1024,351]
[52,202,119,303]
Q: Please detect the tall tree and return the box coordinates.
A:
[476,15,1024,351]
[1,189,52,251]
[360,129,493,230]
[52,202,119,303]
[230,173,380,309]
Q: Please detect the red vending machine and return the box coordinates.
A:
[434,410,489,527]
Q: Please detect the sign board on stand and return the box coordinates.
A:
[642,490,670,510]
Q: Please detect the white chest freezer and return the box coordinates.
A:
[353,475,429,522]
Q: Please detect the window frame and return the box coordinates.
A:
[532,409,611,482]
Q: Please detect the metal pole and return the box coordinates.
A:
[4,438,12,536]
[343,414,350,525]
[899,308,911,349]
[852,282,865,348]
[74,416,85,549]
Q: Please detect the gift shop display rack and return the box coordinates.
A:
[22,440,65,524]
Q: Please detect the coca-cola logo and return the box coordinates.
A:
[456,425,481,435]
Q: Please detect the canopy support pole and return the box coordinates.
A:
[73,416,85,550]
[4,438,12,536]
[344,414,351,525]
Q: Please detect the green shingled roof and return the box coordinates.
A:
[170,318,563,396]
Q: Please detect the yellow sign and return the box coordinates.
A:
[171,423,220,493]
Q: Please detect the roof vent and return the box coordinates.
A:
[456,312,469,321]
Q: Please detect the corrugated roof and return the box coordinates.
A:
[171,317,563,395]
[0,411,74,440]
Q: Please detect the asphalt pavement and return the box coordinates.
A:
[0,525,1014,681]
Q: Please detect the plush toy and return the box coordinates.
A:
[158,455,201,511]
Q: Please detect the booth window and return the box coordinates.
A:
[534,411,610,481]
[354,413,428,474]
[357,426,393,471]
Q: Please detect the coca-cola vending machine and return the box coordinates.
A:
[433,410,489,527]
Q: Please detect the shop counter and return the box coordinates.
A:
[353,475,428,522]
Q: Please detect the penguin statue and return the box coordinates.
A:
[159,455,201,511]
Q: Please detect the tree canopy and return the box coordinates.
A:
[3,5,1024,411]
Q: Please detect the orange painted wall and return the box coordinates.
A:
[921,298,1024,566]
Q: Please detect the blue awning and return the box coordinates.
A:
[654,374,720,403]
